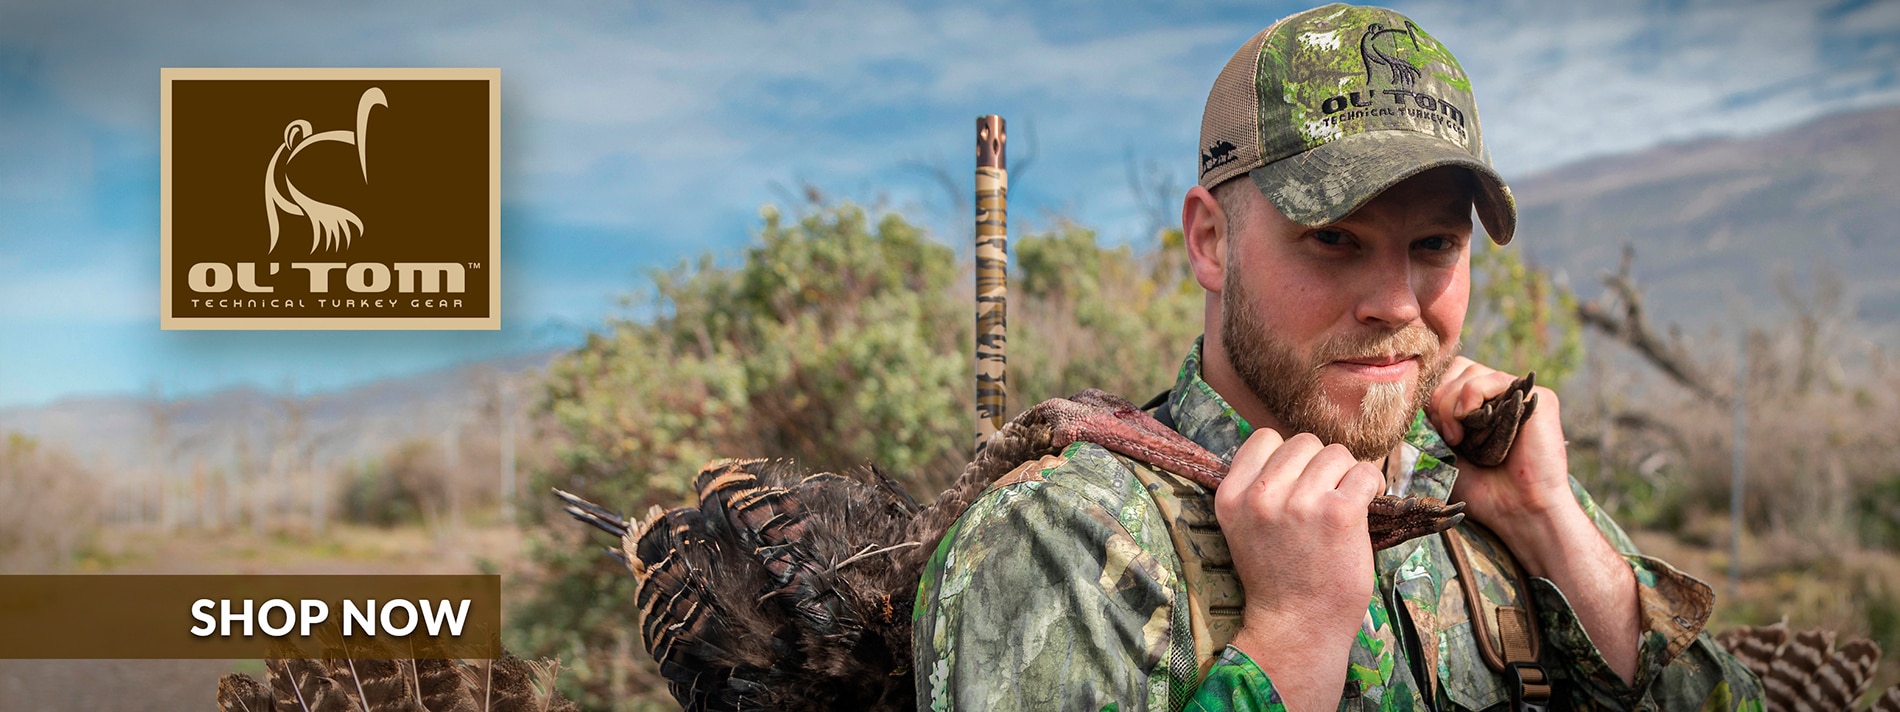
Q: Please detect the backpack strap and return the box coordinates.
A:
[1443,524,1553,711]
[1112,453,1239,678]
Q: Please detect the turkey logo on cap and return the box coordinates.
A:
[1359,20,1423,88]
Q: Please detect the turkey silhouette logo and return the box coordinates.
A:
[162,68,500,330]
[265,87,387,254]
[1359,20,1424,88]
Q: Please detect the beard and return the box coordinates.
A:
[1221,271,1454,461]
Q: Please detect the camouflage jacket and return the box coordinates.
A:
[913,340,1764,711]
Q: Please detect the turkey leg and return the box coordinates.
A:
[1024,385,1535,551]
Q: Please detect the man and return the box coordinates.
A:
[913,4,1764,710]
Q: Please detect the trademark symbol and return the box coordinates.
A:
[467,263,481,270]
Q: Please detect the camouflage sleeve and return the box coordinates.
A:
[913,446,1279,711]
[1530,477,1766,710]
[1184,647,1289,712]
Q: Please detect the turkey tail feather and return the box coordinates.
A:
[593,458,949,710]
[552,488,629,540]
[268,657,351,712]
[218,672,276,712]
[1718,622,1883,712]
[323,657,425,712]
[1870,684,1900,712]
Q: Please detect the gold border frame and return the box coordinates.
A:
[160,67,501,330]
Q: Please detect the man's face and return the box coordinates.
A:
[1219,167,1473,460]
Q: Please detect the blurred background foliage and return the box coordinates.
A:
[1466,238,1584,390]
[0,433,99,572]
[514,204,971,708]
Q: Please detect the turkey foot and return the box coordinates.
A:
[1027,389,1465,551]
[1447,372,1537,468]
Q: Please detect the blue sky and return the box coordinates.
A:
[1,0,1896,407]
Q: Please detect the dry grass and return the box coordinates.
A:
[0,434,100,573]
[1575,268,1900,696]
[73,520,529,575]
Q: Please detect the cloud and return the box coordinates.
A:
[424,1,1234,232]
[1402,0,1900,176]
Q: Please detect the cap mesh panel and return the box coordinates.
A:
[1197,27,1272,189]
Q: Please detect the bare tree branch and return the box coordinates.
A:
[1010,118,1038,187]
[1773,266,1845,395]
[1575,244,1732,407]
[897,156,973,248]
[1125,148,1181,242]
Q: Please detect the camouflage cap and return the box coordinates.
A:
[1198,3,1516,244]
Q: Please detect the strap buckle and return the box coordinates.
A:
[1503,661,1552,712]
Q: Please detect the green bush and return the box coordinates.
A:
[336,440,450,527]
[1465,239,1584,389]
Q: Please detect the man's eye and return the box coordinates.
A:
[1417,236,1451,251]
[1313,229,1347,245]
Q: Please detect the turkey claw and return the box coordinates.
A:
[1368,495,1464,550]
[1449,372,1537,468]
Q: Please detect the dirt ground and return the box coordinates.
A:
[0,522,533,712]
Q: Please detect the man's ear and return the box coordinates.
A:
[1182,185,1228,294]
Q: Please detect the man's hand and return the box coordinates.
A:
[1426,356,1642,683]
[1427,356,1576,531]
[1216,429,1384,711]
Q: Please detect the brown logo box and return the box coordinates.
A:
[161,68,500,330]
[0,575,501,659]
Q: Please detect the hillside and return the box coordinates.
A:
[0,350,557,477]
[1509,105,1900,346]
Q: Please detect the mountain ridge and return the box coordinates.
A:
[1509,104,1900,343]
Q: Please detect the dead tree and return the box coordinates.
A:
[1575,244,1731,408]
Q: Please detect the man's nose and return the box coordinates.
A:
[1353,253,1422,327]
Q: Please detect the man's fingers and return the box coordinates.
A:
[1219,427,1285,512]
[1454,372,1518,418]
[1430,361,1520,445]
[1339,462,1384,504]
[1438,356,1478,391]
[1228,427,1285,487]
[1258,433,1324,494]
[1291,443,1359,502]
[1429,367,1477,443]
[1428,359,1480,441]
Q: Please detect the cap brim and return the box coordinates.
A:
[1248,130,1517,245]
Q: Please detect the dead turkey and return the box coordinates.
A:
[1716,621,1900,712]
[556,388,1470,711]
